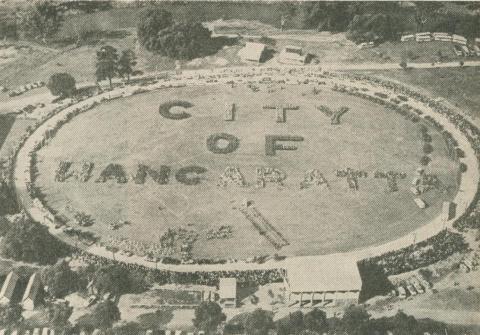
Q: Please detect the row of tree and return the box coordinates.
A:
[0,1,111,42]
[2,2,480,46]
[191,302,454,335]
[45,44,137,99]
[96,46,137,88]
[284,2,480,43]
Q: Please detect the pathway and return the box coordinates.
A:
[10,66,480,272]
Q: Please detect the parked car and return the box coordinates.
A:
[453,45,464,56]
[414,198,427,209]
[473,45,480,57]
[460,45,471,56]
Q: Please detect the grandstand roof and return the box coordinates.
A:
[219,278,237,299]
[286,255,362,292]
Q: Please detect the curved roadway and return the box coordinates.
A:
[12,66,480,272]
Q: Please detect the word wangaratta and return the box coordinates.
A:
[54,159,412,191]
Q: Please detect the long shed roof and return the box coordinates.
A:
[0,271,19,301]
[286,255,362,292]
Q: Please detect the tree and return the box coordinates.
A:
[117,49,137,83]
[400,59,408,70]
[342,305,370,335]
[288,311,305,334]
[47,73,76,98]
[302,2,352,31]
[137,7,174,48]
[0,216,68,264]
[46,301,73,329]
[153,22,215,60]
[391,311,419,335]
[137,7,215,60]
[420,155,431,166]
[0,216,12,237]
[93,301,120,329]
[96,45,119,88]
[414,2,442,32]
[244,309,274,335]
[423,143,433,154]
[193,302,226,334]
[41,260,77,299]
[105,245,119,261]
[0,304,23,327]
[20,1,64,42]
[304,308,328,334]
[77,300,120,329]
[0,179,18,216]
[93,265,131,296]
[346,13,404,43]
[0,12,17,40]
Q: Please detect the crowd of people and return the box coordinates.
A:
[105,235,165,258]
[217,166,246,187]
[335,168,368,191]
[206,225,233,240]
[373,170,407,193]
[256,167,286,188]
[363,230,469,276]
[300,169,329,189]
[5,64,480,281]
[95,163,128,183]
[73,249,284,286]
[54,160,72,182]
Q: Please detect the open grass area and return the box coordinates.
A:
[417,288,480,312]
[34,83,458,259]
[0,114,16,151]
[0,117,36,158]
[59,3,301,36]
[364,67,480,122]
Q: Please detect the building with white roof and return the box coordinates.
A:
[218,277,237,308]
[0,271,19,305]
[22,273,42,311]
[238,42,267,63]
[285,255,362,306]
[279,46,307,65]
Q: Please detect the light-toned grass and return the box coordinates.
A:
[35,84,458,259]
[364,67,480,122]
[0,117,36,157]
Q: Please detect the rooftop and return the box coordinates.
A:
[238,42,266,62]
[286,255,362,293]
[0,271,19,301]
[219,277,237,299]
